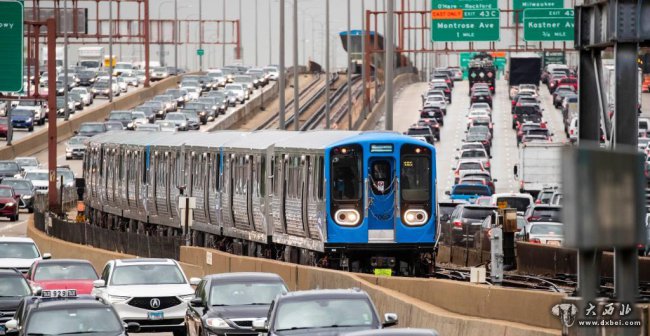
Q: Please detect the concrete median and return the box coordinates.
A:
[359,71,420,131]
[0,76,181,160]
[205,81,280,132]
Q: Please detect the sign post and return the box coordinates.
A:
[431,0,500,42]
[0,0,24,93]
[523,8,574,41]
[196,48,204,56]
[179,196,196,246]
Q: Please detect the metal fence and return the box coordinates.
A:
[33,186,79,214]
[34,211,181,260]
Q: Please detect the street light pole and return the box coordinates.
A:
[293,0,299,131]
[108,0,113,102]
[385,0,394,130]
[222,0,226,66]
[268,0,273,64]
[63,0,70,120]
[279,0,286,129]
[198,0,203,71]
[255,0,258,65]
[325,0,330,129]
[174,0,178,71]
[346,0,352,130]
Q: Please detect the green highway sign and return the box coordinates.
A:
[0,0,24,92]
[431,9,500,42]
[433,0,498,10]
[513,0,563,22]
[197,48,204,56]
[460,52,478,68]
[523,8,574,41]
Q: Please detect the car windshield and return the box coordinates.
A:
[57,170,75,184]
[0,242,39,258]
[459,162,482,170]
[210,281,287,306]
[132,112,146,119]
[407,128,431,136]
[156,121,176,128]
[68,137,86,145]
[166,114,184,121]
[12,109,32,117]
[16,158,38,167]
[225,84,243,91]
[153,67,166,72]
[0,276,31,296]
[115,63,132,69]
[26,308,123,335]
[495,197,530,212]
[463,207,497,220]
[530,224,563,235]
[182,112,199,121]
[110,264,186,285]
[34,262,98,281]
[0,188,13,197]
[80,124,104,132]
[461,150,486,158]
[0,162,18,171]
[2,180,31,191]
[532,208,562,222]
[109,112,132,121]
[26,172,48,181]
[274,298,376,331]
[453,185,491,196]
[78,70,96,77]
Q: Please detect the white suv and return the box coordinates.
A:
[92,258,198,336]
[0,237,51,274]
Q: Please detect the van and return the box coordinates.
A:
[491,193,534,215]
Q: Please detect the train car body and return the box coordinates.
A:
[83,130,437,275]
[339,30,412,75]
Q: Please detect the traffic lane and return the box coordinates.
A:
[4,85,140,146]
[490,80,517,194]
[537,85,568,144]
[0,215,30,237]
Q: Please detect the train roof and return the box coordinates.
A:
[221,130,300,150]
[273,130,361,150]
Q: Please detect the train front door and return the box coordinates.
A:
[367,157,396,242]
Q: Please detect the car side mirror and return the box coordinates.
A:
[189,298,203,307]
[444,190,451,196]
[383,313,399,328]
[252,319,268,332]
[189,277,201,286]
[513,165,518,178]
[42,253,51,260]
[126,322,141,333]
[454,156,459,160]
[493,179,498,183]
[93,279,106,288]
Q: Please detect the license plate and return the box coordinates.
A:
[148,311,164,320]
[42,289,77,298]
[547,240,561,246]
[373,269,392,277]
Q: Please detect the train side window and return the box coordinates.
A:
[317,156,324,200]
[270,156,276,195]
[331,148,362,201]
[259,156,266,196]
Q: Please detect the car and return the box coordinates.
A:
[470,92,492,107]
[24,170,49,191]
[465,126,492,148]
[224,84,247,102]
[0,117,8,138]
[185,273,288,336]
[0,161,22,179]
[166,89,189,108]
[521,134,551,144]
[15,101,46,126]
[452,160,487,184]
[25,259,99,295]
[65,136,89,160]
[155,120,178,132]
[180,110,202,130]
[233,75,256,92]
[181,86,202,100]
[553,87,576,108]
[222,90,240,106]
[91,80,117,98]
[459,170,496,194]
[416,119,441,141]
[524,204,562,223]
[406,126,435,144]
[76,70,98,87]
[345,329,439,336]
[0,237,50,273]
[76,122,107,137]
[263,66,279,80]
[14,157,40,172]
[113,62,135,76]
[107,111,134,128]
[197,97,222,120]
[252,289,397,336]
[67,92,85,110]
[55,96,75,116]
[183,103,210,124]
[151,67,170,81]
[512,104,542,129]
[523,222,564,246]
[133,106,157,124]
[91,258,198,336]
[535,186,559,205]
[165,112,189,131]
[490,193,534,215]
[438,200,468,226]
[70,87,93,105]
[420,107,444,125]
[456,148,491,171]
[10,108,35,132]
[443,204,498,245]
[135,124,161,132]
[516,122,545,143]
[127,111,149,130]
[4,291,140,336]
[1,178,36,212]
[152,95,177,112]
[204,92,229,114]
[56,168,76,188]
[0,268,33,332]
[143,101,167,119]
[446,184,493,203]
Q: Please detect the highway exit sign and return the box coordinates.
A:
[431,9,501,42]
[513,0,563,22]
[0,0,24,92]
[197,48,204,56]
[432,0,497,10]
[523,8,574,41]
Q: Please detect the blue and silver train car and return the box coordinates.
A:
[323,132,437,274]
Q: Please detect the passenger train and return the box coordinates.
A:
[83,130,438,275]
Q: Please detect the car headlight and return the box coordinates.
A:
[206,318,231,329]
[91,88,96,92]
[181,122,187,127]
[23,195,32,199]
[58,89,64,93]
[5,202,15,207]
[128,122,134,128]
[211,105,217,110]
[334,209,360,226]
[26,118,32,123]
[403,209,429,226]
[66,148,72,152]
[108,294,131,303]
[90,78,95,82]
[200,111,206,116]
[178,294,194,301]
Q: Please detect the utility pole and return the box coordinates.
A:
[222,0,226,66]
[346,0,352,129]
[385,0,394,130]
[238,0,243,61]
[198,0,203,71]
[293,0,299,131]
[361,0,366,120]
[268,0,273,65]
[255,0,258,65]
[174,0,178,71]
[108,0,113,102]
[325,0,330,129]
[63,0,70,120]
[279,0,286,129]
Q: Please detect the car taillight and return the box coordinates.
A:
[484,161,490,168]
[511,100,516,106]
[513,115,518,119]
[529,238,541,244]
[529,216,540,221]
[570,129,574,135]
[489,86,494,91]
[445,89,450,93]
[487,228,493,238]
[517,103,522,106]
[454,170,459,177]
[453,220,462,228]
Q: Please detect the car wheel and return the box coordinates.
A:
[173,329,187,336]
[28,207,34,214]
[28,126,34,132]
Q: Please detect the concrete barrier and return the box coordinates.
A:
[205,81,280,132]
[27,220,561,335]
[0,76,181,160]
[359,72,420,131]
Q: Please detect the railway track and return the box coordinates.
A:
[301,74,360,131]
[331,75,364,126]
[257,73,338,130]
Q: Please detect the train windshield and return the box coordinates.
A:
[401,156,430,202]
[331,148,362,201]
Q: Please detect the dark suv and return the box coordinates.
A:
[186,273,288,336]
[0,268,32,331]
[443,204,498,246]
[524,204,562,223]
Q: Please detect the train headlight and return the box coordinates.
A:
[334,209,361,226]
[403,209,428,226]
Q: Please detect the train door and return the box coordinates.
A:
[222,153,235,229]
[366,156,396,242]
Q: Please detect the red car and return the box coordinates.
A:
[0,117,7,138]
[0,185,19,221]
[26,259,99,294]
